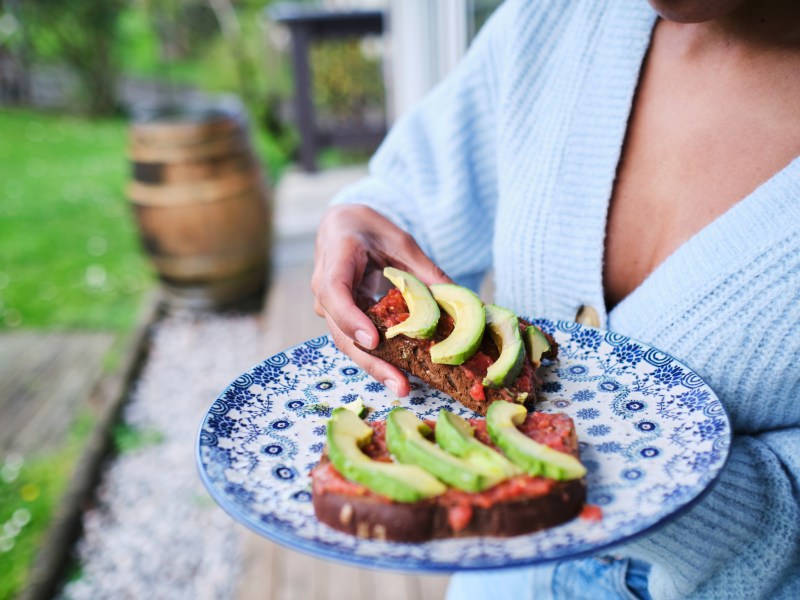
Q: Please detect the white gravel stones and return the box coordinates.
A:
[63,313,273,600]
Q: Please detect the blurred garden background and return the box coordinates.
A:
[0,1,500,597]
[0,0,389,330]
[0,0,386,596]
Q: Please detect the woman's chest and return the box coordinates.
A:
[603,25,800,309]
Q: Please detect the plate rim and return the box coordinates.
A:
[196,320,733,573]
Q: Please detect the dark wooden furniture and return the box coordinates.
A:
[270,4,386,172]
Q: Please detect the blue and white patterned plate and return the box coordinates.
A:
[197,320,731,572]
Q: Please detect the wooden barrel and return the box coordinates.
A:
[128,109,271,311]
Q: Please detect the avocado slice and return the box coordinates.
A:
[342,395,368,418]
[486,401,587,481]
[435,410,521,480]
[386,408,499,492]
[326,408,446,502]
[428,284,485,365]
[482,304,525,388]
[523,325,551,368]
[382,267,440,340]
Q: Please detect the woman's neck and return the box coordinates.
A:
[682,0,800,52]
[663,0,800,56]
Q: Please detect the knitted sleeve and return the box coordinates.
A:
[628,428,800,598]
[329,0,523,289]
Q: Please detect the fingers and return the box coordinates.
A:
[321,280,379,349]
[377,230,453,287]
[325,315,411,397]
[315,241,379,349]
[311,204,447,398]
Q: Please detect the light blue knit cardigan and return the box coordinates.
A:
[332,0,800,597]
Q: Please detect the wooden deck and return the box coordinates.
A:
[239,530,449,600]
[0,331,115,455]
[236,237,451,600]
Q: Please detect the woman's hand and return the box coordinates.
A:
[312,204,451,396]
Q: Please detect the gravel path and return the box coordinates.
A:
[63,314,272,600]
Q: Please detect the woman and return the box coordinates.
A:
[311,0,800,597]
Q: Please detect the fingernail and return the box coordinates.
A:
[355,329,374,349]
[383,379,400,396]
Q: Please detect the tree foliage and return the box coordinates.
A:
[20,0,125,116]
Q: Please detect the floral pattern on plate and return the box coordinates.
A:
[197,320,731,572]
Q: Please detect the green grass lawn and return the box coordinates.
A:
[0,109,153,331]
[0,414,95,600]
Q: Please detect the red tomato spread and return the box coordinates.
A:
[515,360,534,394]
[462,352,494,400]
[446,503,474,532]
[312,463,370,498]
[441,475,555,510]
[369,288,411,327]
[463,351,493,379]
[517,412,577,455]
[580,504,603,521]
[471,413,576,456]
[469,379,486,402]
[440,475,556,532]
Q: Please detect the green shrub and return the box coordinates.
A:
[311,38,384,119]
[20,0,125,115]
[0,413,95,600]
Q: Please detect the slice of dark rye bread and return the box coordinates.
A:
[312,416,586,542]
[355,290,559,415]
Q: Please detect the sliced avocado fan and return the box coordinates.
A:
[326,408,446,502]
[386,408,500,492]
[435,409,521,480]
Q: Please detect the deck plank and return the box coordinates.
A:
[324,561,370,600]
[369,570,418,600]
[237,531,277,600]
[274,546,318,600]
[16,333,112,447]
[0,331,115,455]
[418,575,451,600]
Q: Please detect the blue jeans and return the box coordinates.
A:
[446,556,652,600]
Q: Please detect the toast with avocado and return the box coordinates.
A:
[311,404,586,541]
[356,269,557,416]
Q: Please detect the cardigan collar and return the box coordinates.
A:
[546,2,800,336]
[544,1,657,330]
[608,155,800,339]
